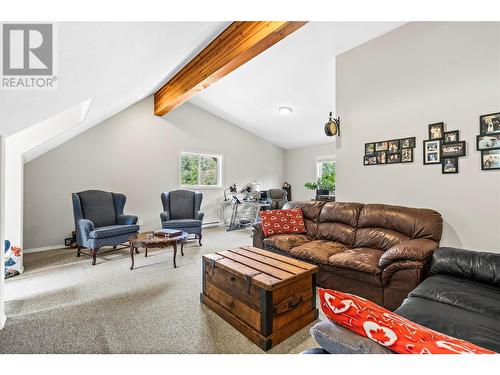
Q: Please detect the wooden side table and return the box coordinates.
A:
[128,231,188,270]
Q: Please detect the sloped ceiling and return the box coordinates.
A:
[190,22,405,149]
[0,22,229,144]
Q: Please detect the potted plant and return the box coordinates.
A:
[304,169,336,196]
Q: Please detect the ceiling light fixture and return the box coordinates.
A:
[278,106,293,115]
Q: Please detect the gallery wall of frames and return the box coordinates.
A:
[363,111,500,173]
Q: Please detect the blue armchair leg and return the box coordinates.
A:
[198,234,202,246]
[91,249,97,265]
[76,246,81,257]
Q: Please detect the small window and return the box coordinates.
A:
[180,152,222,188]
[316,158,336,191]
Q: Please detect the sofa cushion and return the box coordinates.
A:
[263,234,313,252]
[283,201,326,238]
[357,204,443,243]
[259,208,306,237]
[430,247,500,288]
[316,202,363,247]
[162,219,202,229]
[408,274,500,319]
[354,227,410,252]
[289,240,348,264]
[319,288,495,354]
[169,190,195,219]
[310,320,393,354]
[395,296,500,353]
[89,224,139,239]
[328,247,384,275]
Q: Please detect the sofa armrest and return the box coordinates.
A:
[78,219,94,239]
[379,239,438,268]
[117,214,138,225]
[252,222,265,249]
[160,211,170,222]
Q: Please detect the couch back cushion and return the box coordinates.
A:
[354,204,443,251]
[283,201,325,238]
[78,190,117,228]
[317,202,363,247]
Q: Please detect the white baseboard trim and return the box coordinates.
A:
[0,313,6,329]
[24,244,65,254]
[203,221,220,228]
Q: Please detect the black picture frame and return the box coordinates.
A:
[400,137,416,149]
[376,150,387,164]
[423,139,441,164]
[364,155,377,166]
[481,149,500,170]
[442,157,459,174]
[365,143,375,156]
[375,141,388,152]
[480,112,500,135]
[387,153,401,164]
[443,130,459,144]
[441,141,466,158]
[476,134,500,151]
[401,148,413,163]
[387,139,400,154]
[428,122,445,140]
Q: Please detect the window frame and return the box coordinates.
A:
[316,154,336,180]
[179,151,223,190]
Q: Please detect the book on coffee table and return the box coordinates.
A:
[153,229,183,238]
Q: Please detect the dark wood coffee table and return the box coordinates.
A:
[128,231,188,270]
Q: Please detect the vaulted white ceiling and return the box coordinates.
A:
[190,22,404,149]
[0,22,229,150]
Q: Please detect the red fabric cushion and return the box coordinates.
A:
[318,288,495,354]
[259,208,306,237]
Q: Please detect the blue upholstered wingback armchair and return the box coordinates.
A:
[160,190,204,246]
[72,190,139,265]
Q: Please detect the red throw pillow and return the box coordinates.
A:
[259,208,306,237]
[318,288,495,354]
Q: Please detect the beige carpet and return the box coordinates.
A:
[0,227,321,353]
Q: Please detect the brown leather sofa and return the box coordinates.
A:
[253,201,443,310]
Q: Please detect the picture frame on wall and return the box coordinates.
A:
[423,140,441,164]
[428,122,444,140]
[376,151,387,164]
[387,139,400,154]
[443,130,459,144]
[364,156,377,165]
[442,157,459,174]
[400,137,416,148]
[477,134,500,150]
[387,153,401,163]
[441,141,466,158]
[365,143,375,156]
[375,141,388,152]
[481,149,500,170]
[480,112,500,135]
[401,148,413,163]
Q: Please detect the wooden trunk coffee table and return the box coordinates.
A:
[200,246,319,351]
[128,231,188,270]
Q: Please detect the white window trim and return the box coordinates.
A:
[179,151,224,190]
[315,154,336,179]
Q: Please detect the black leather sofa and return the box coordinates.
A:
[307,247,500,353]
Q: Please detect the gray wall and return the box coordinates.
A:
[23,98,285,249]
[285,142,335,201]
[336,22,500,252]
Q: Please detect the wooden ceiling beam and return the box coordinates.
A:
[154,21,307,116]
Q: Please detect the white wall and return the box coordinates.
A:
[23,98,285,249]
[0,135,6,328]
[336,22,500,252]
[285,142,335,201]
